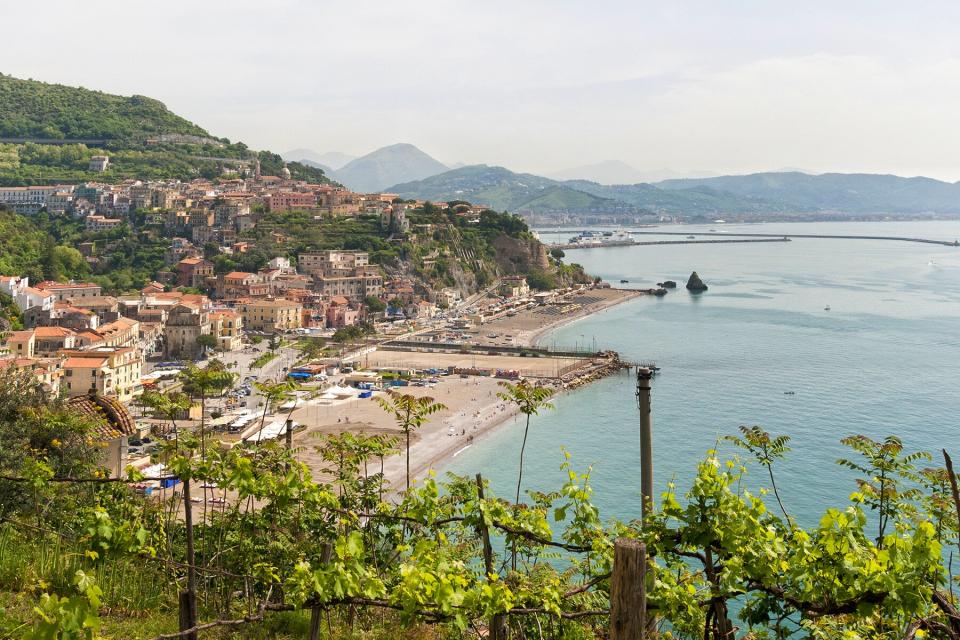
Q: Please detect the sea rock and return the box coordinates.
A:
[685,271,708,292]
[658,280,677,288]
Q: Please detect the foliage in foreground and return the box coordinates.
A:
[0,370,958,639]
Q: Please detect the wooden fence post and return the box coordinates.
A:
[476,474,507,640]
[179,478,198,640]
[308,542,333,640]
[610,538,647,640]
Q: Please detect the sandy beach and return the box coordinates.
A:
[286,287,643,490]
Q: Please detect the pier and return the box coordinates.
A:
[549,230,958,249]
[547,237,791,250]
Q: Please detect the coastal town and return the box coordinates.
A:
[0,160,640,488]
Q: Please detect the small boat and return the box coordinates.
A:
[783,391,796,395]
[687,235,695,239]
[824,305,831,311]
[620,279,629,283]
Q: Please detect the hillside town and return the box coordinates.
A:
[0,155,637,485]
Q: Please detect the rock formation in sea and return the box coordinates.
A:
[658,280,677,288]
[685,272,708,292]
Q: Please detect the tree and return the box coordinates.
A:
[137,390,191,447]
[251,379,296,444]
[374,391,445,490]
[179,361,236,456]
[364,296,386,313]
[725,425,792,522]
[496,380,554,505]
[195,333,218,354]
[549,248,565,259]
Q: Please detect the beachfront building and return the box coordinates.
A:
[209,309,244,351]
[236,298,302,333]
[498,276,530,299]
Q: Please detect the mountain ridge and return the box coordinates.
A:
[333,143,448,192]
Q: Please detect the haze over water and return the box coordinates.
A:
[442,220,960,527]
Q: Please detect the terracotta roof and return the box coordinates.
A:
[63,356,108,368]
[5,330,34,343]
[224,271,255,279]
[34,326,75,338]
[67,394,136,440]
[35,281,100,290]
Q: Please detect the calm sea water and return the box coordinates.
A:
[441,221,960,527]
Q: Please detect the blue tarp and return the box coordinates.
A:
[359,391,373,399]
[287,372,311,379]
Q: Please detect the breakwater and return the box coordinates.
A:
[623,231,959,246]
[547,237,790,250]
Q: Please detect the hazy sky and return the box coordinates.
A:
[7,1,960,179]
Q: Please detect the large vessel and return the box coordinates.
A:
[567,229,632,246]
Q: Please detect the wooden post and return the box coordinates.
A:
[610,538,647,640]
[476,474,506,640]
[635,368,654,521]
[180,479,198,640]
[308,542,333,640]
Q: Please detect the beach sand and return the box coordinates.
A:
[290,287,643,490]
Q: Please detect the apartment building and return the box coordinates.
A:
[298,250,370,277]
[237,298,302,333]
[209,309,244,351]
[34,281,103,301]
[62,347,142,403]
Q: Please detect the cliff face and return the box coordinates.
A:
[490,234,591,288]
[490,234,548,274]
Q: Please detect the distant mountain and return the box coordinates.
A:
[334,143,448,192]
[282,149,355,170]
[549,161,717,185]
[564,180,777,216]
[389,165,644,215]
[656,172,960,214]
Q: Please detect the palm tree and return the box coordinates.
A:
[252,379,296,445]
[180,360,236,456]
[497,380,553,505]
[375,391,445,490]
[138,390,192,450]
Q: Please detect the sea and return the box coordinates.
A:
[440,220,960,528]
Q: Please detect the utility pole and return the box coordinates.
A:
[636,367,653,521]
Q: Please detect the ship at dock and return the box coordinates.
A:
[567,229,632,246]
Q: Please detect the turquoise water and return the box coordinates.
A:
[441,221,960,527]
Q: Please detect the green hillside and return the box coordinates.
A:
[390,165,647,214]
[0,74,332,186]
[656,171,960,214]
[0,74,207,140]
[565,180,779,215]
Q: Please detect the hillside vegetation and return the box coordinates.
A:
[392,164,960,218]
[0,75,332,186]
[0,368,957,639]
[0,73,207,140]
[657,171,960,214]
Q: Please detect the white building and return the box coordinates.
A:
[88,156,110,172]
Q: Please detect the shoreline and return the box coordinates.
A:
[399,287,645,486]
[525,287,643,348]
[289,285,645,492]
